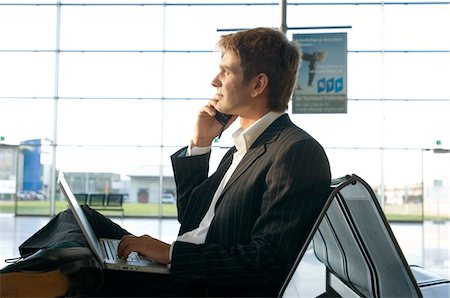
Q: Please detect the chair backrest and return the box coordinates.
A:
[279,175,349,297]
[279,174,422,297]
[106,193,123,207]
[88,194,106,206]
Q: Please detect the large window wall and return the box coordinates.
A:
[0,1,449,220]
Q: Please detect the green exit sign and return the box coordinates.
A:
[0,136,4,141]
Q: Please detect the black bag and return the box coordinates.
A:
[19,206,130,257]
[11,207,108,296]
[2,242,104,296]
[19,209,90,256]
[9,206,130,296]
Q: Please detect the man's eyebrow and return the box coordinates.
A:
[219,63,230,70]
[219,64,236,72]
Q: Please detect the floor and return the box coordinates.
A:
[1,214,448,296]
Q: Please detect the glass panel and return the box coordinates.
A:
[161,99,203,147]
[347,53,383,100]
[15,141,54,216]
[161,163,177,217]
[0,53,55,98]
[56,146,164,217]
[57,99,162,146]
[384,4,450,51]
[288,0,379,3]
[0,5,56,50]
[56,145,160,179]
[422,221,450,279]
[326,148,427,221]
[0,99,54,215]
[325,148,381,186]
[382,101,450,149]
[58,52,164,98]
[59,0,275,3]
[384,53,450,100]
[164,5,278,50]
[0,0,55,3]
[287,4,382,50]
[423,150,450,221]
[60,6,164,51]
[0,99,54,145]
[0,145,18,205]
[163,52,219,99]
[60,0,153,3]
[282,243,326,297]
[165,0,275,3]
[2,2,448,220]
[289,100,383,149]
[383,149,423,221]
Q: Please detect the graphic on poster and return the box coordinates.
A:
[292,33,347,114]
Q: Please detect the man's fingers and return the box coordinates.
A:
[118,235,136,259]
[200,102,217,117]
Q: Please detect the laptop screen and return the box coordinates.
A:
[58,172,104,262]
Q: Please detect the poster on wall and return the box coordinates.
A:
[292,32,347,114]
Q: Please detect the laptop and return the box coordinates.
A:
[58,172,169,274]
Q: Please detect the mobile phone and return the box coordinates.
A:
[214,112,232,139]
[214,112,232,127]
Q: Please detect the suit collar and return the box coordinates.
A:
[250,113,292,148]
[232,111,284,154]
[220,114,293,196]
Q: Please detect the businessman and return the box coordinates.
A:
[2,27,331,297]
[117,27,331,296]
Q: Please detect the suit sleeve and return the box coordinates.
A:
[170,147,211,223]
[170,138,331,287]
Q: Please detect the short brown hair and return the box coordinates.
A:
[217,27,301,111]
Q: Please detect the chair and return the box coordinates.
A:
[279,174,449,297]
[88,194,106,207]
[105,194,124,216]
[106,194,123,207]
[74,193,88,205]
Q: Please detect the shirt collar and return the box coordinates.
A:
[232,111,285,154]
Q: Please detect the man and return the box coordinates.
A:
[118,27,331,296]
[2,27,330,297]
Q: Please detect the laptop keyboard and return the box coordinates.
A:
[105,239,152,263]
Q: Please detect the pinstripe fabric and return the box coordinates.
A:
[170,114,331,296]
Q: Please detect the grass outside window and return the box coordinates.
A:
[0,201,178,217]
[0,201,448,222]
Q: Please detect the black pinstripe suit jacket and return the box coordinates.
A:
[169,114,331,296]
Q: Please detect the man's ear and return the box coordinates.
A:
[251,73,269,97]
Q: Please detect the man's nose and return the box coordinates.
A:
[211,75,221,87]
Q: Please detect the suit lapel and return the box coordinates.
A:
[220,114,292,195]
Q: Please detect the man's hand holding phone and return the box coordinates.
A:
[192,99,236,147]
